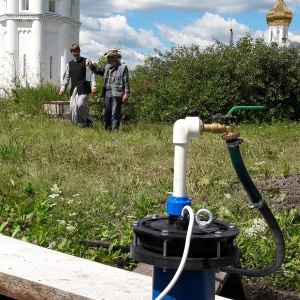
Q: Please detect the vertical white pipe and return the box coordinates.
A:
[172,117,202,197]
[173,144,188,197]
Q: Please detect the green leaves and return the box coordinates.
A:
[129,34,300,123]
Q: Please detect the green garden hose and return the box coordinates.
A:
[221,139,285,277]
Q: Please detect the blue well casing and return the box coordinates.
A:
[153,266,215,300]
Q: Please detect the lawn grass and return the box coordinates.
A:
[0,100,300,291]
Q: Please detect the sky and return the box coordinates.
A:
[79,0,300,68]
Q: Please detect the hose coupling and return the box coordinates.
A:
[250,200,265,209]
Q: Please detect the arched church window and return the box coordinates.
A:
[49,0,55,13]
[21,0,29,11]
[23,54,27,77]
[50,56,53,79]
[70,0,75,17]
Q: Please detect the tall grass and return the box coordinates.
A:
[0,87,300,291]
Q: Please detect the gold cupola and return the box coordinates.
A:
[266,0,292,26]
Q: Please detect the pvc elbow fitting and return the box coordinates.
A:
[173,117,203,144]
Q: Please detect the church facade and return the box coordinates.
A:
[0,0,80,96]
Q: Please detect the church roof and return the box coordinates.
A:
[266,0,292,26]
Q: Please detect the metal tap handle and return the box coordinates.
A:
[225,106,266,118]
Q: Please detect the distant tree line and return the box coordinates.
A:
[125,33,300,123]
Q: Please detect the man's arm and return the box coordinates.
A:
[122,66,130,103]
[90,64,105,76]
[59,63,70,95]
[86,59,105,76]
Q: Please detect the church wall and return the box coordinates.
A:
[0,0,7,15]
[44,21,60,85]
[6,0,18,14]
[268,25,290,44]
[4,20,19,88]
[30,0,46,14]
[58,0,72,18]
[71,0,80,22]
[0,22,5,93]
[0,23,4,66]
[18,21,32,86]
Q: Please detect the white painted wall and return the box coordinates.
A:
[0,0,81,96]
[268,25,289,44]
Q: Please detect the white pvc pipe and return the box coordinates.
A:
[173,144,188,197]
[172,117,202,197]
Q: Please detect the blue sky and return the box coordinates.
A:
[80,0,300,68]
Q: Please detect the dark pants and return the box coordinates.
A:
[104,91,122,131]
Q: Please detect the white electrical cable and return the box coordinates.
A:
[155,205,194,300]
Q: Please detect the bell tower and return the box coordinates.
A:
[0,0,81,95]
[266,0,292,44]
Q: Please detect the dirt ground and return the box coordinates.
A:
[230,172,300,300]
[242,281,300,300]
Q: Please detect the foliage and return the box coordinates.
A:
[129,34,300,123]
[4,82,68,116]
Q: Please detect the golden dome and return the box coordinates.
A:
[266,0,292,26]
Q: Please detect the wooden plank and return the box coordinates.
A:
[0,235,152,300]
[0,234,229,299]
[0,272,85,300]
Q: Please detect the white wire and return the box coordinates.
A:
[155,205,194,300]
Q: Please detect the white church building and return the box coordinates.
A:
[0,0,80,96]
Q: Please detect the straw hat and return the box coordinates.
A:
[103,49,122,58]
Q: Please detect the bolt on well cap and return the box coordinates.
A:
[103,49,121,58]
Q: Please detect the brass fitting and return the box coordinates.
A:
[202,123,240,140]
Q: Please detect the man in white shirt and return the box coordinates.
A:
[59,44,97,127]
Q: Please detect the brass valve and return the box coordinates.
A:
[202,123,240,140]
[201,106,266,140]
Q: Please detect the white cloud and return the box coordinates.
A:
[80,14,161,68]
[80,0,300,18]
[79,1,300,68]
[81,0,299,14]
[156,13,251,48]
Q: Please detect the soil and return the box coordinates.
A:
[227,172,300,300]
[255,172,300,212]
[242,280,300,300]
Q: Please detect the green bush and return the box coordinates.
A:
[129,34,300,123]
